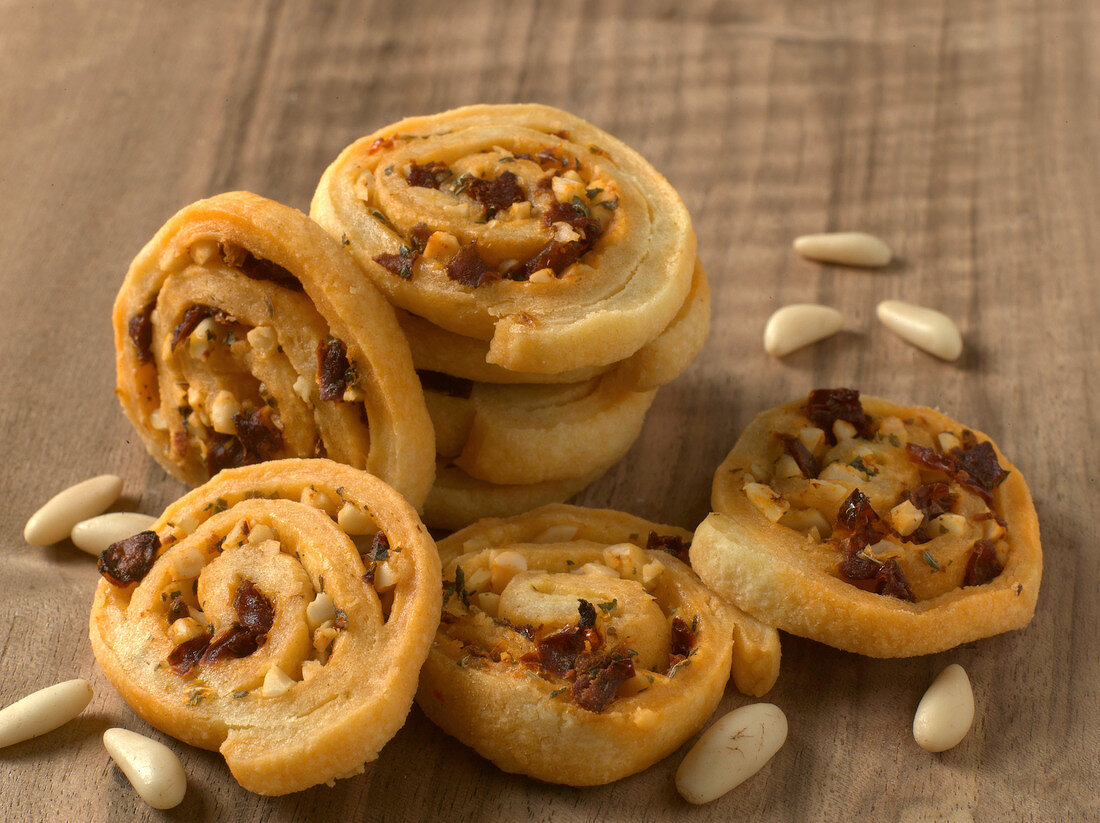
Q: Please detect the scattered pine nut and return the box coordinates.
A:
[763,304,844,357]
[24,475,124,546]
[71,512,157,556]
[793,232,891,267]
[877,300,963,361]
[913,664,974,752]
[0,679,94,748]
[675,703,788,804]
[102,728,187,809]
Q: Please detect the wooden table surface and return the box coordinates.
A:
[1,1,1096,820]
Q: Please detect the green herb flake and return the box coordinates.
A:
[548,688,567,698]
[571,196,591,217]
[585,187,603,200]
[849,456,879,477]
[232,690,249,699]
[371,209,399,233]
[596,599,617,614]
[922,551,941,572]
[597,197,619,211]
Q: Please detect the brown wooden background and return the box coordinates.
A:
[1,1,1096,820]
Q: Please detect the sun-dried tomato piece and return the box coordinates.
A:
[406,160,453,189]
[952,438,1010,493]
[906,441,1005,505]
[670,616,696,658]
[778,434,819,478]
[647,532,690,563]
[170,305,216,350]
[201,579,274,666]
[238,252,303,292]
[544,198,602,240]
[838,551,879,581]
[804,388,875,443]
[408,222,433,254]
[446,244,499,288]
[494,617,536,640]
[167,597,189,624]
[531,599,600,677]
[167,634,210,676]
[572,654,635,713]
[899,482,956,521]
[373,250,416,280]
[417,369,474,399]
[233,407,283,463]
[128,302,156,364]
[369,531,390,561]
[875,559,915,601]
[465,171,525,217]
[317,337,350,401]
[206,434,245,475]
[836,489,886,536]
[513,240,582,280]
[964,539,1004,586]
[98,530,161,586]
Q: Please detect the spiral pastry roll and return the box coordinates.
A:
[692,389,1043,657]
[311,103,697,375]
[417,506,780,785]
[399,260,710,391]
[113,191,435,508]
[89,459,441,795]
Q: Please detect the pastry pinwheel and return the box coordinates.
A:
[89,459,441,794]
[692,389,1042,657]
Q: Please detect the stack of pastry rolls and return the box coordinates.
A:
[311,104,710,529]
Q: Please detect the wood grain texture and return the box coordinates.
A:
[1,0,1096,819]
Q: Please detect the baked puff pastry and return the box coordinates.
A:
[89,459,441,795]
[692,389,1042,657]
[311,103,697,375]
[398,260,710,391]
[112,191,435,509]
[417,505,781,786]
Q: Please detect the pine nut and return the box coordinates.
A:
[475,591,501,617]
[209,390,240,435]
[0,679,94,748]
[743,483,790,523]
[833,419,858,441]
[246,325,278,354]
[168,617,203,646]
[373,560,398,591]
[798,426,827,455]
[262,666,296,698]
[102,728,187,809]
[675,703,788,804]
[913,663,974,752]
[466,567,491,592]
[876,300,963,361]
[887,500,924,537]
[937,432,961,452]
[337,502,373,534]
[24,475,124,546]
[189,238,219,265]
[188,317,219,358]
[534,524,579,543]
[774,454,802,479]
[173,546,205,578]
[293,375,313,403]
[763,304,844,357]
[793,232,892,267]
[306,592,335,629]
[528,268,555,284]
[572,562,619,578]
[490,551,528,592]
[248,523,276,545]
[71,513,157,556]
[149,409,167,430]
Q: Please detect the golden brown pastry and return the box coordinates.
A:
[692,389,1042,657]
[422,371,656,487]
[112,191,435,509]
[417,506,780,785]
[311,103,697,375]
[399,260,710,391]
[89,459,441,795]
